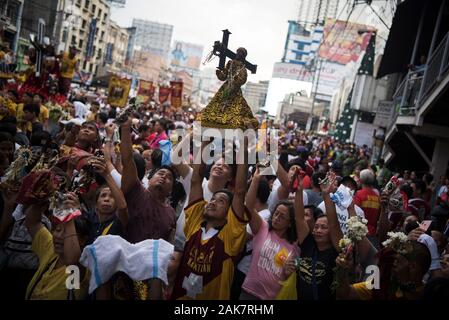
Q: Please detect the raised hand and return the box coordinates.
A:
[319,171,337,194]
[105,123,116,138]
[289,167,303,193]
[62,192,81,210]
[407,227,425,241]
[283,255,297,277]
[90,156,109,177]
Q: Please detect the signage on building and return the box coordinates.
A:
[86,19,98,59]
[272,62,313,81]
[105,43,114,64]
[373,100,394,127]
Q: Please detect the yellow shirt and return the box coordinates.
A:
[172,199,249,300]
[26,227,89,300]
[16,104,49,131]
[60,52,78,79]
[39,105,49,123]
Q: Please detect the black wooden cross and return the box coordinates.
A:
[212,29,257,74]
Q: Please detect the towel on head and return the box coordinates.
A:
[80,235,174,294]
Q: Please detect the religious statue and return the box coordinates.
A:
[200,30,259,129]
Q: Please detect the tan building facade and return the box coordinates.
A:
[56,0,111,80]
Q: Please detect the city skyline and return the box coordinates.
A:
[111,0,298,81]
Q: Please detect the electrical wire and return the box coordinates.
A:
[368,3,390,30]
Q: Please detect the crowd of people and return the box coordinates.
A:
[0,46,449,301]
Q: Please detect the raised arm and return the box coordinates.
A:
[25,203,47,240]
[232,138,248,220]
[335,251,360,300]
[245,167,263,234]
[320,172,343,250]
[188,140,208,205]
[120,118,139,194]
[275,161,291,201]
[348,201,378,266]
[377,193,392,245]
[293,169,309,245]
[171,132,193,179]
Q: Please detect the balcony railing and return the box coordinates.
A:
[387,30,449,134]
[388,70,423,132]
[419,31,449,103]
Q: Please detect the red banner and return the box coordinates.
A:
[138,80,154,104]
[170,81,183,109]
[158,86,170,104]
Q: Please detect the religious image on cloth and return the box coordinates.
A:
[159,86,171,104]
[137,80,154,104]
[199,51,258,129]
[170,81,183,109]
[108,76,131,108]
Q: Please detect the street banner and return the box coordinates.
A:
[159,86,170,104]
[137,80,154,104]
[170,81,183,108]
[108,76,131,108]
[86,19,98,60]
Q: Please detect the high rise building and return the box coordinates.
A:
[53,0,111,81]
[131,19,173,57]
[297,0,340,28]
[98,20,129,76]
[243,81,269,113]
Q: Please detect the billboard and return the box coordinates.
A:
[170,41,204,71]
[319,19,375,65]
[272,62,313,82]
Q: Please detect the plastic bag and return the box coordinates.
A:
[276,272,297,300]
[159,140,172,166]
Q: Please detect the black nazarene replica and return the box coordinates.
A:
[199,30,259,129]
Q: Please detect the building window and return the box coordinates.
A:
[97,49,102,59]
[79,39,83,48]
[92,4,96,14]
[103,13,108,21]
[89,63,94,73]
[83,60,87,70]
[82,19,87,29]
[98,9,102,19]
[296,42,306,51]
[101,31,105,40]
[84,0,90,9]
[71,35,77,45]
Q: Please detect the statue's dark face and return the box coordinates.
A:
[236,47,247,61]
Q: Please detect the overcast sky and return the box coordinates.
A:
[111,0,298,81]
